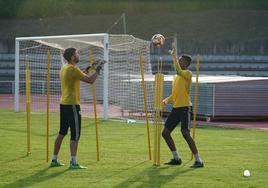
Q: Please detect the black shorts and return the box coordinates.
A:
[165,106,192,132]
[59,104,81,141]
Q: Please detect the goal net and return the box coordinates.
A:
[15,34,155,122]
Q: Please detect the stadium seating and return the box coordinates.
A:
[1,53,268,94]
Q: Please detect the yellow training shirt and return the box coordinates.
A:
[166,61,192,107]
[60,63,85,105]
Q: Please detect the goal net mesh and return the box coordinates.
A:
[17,34,155,122]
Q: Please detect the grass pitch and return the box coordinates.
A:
[0,109,267,188]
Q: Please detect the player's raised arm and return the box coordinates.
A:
[170,53,192,80]
[81,60,105,84]
[81,72,98,84]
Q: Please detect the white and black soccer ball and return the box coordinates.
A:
[151,34,165,48]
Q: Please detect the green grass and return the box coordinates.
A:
[0,109,267,188]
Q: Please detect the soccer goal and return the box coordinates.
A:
[14,33,155,121]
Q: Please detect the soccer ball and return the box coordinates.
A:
[151,34,165,48]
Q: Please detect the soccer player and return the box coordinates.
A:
[162,53,204,168]
[50,48,102,169]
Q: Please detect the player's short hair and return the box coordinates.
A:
[181,54,192,67]
[63,48,77,62]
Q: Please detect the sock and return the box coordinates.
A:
[52,155,58,161]
[172,151,180,160]
[194,153,202,163]
[70,156,77,164]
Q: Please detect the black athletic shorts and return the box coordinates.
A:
[59,104,81,141]
[164,106,192,132]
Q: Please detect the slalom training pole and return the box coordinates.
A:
[153,59,164,166]
[90,49,100,161]
[139,49,152,160]
[192,54,200,140]
[46,48,51,162]
[26,63,31,156]
[191,54,200,160]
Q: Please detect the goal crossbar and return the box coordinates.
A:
[14,33,109,119]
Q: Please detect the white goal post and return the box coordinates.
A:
[14,33,154,121]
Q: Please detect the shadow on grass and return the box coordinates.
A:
[0,126,57,137]
[0,155,30,179]
[1,166,68,188]
[90,161,148,184]
[113,159,196,188]
[4,154,28,164]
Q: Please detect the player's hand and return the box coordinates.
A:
[168,42,177,61]
[96,65,102,75]
[84,65,92,74]
[168,49,177,61]
[89,60,105,75]
[162,99,168,107]
[83,69,88,74]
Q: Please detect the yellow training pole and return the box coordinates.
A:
[192,54,200,140]
[139,49,151,160]
[156,114,159,165]
[46,48,51,162]
[157,111,161,165]
[154,110,160,165]
[90,49,100,161]
[26,63,31,156]
[153,111,157,165]
[153,60,164,166]
[153,62,159,165]
[157,61,163,165]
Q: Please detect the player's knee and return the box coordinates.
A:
[59,131,67,137]
[70,138,80,142]
[161,131,166,139]
[70,135,80,141]
[162,128,170,139]
[58,133,66,139]
[181,129,190,138]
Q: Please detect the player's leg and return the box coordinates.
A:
[180,107,204,168]
[50,104,68,167]
[69,105,86,169]
[162,108,182,165]
[54,104,69,156]
[53,134,65,157]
